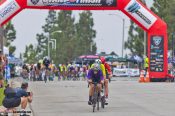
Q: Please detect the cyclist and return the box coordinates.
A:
[87,63,104,105]
[43,57,51,70]
[100,57,113,104]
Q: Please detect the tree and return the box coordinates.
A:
[42,10,57,33]
[4,22,17,55]
[34,10,97,65]
[9,46,16,56]
[23,44,37,64]
[52,10,76,64]
[34,10,57,61]
[75,11,97,56]
[36,33,48,59]
[125,21,144,56]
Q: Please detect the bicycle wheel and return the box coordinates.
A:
[97,97,100,110]
[101,96,105,108]
[44,76,47,83]
[92,98,96,112]
[93,105,95,112]
[92,92,97,112]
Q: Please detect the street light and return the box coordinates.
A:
[49,41,54,49]
[47,30,62,59]
[109,14,125,58]
[50,39,56,49]
[142,0,147,57]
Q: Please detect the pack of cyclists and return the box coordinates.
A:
[19,58,89,82]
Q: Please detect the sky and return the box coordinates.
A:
[11,0,153,57]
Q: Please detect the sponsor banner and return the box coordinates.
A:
[150,36,164,72]
[27,0,117,7]
[0,0,20,24]
[113,68,140,77]
[125,0,157,29]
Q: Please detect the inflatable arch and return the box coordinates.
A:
[0,0,171,80]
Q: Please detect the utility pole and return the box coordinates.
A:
[108,14,125,58]
[141,0,147,57]
[122,19,125,58]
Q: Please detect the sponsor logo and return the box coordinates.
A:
[42,0,104,5]
[31,0,40,5]
[42,0,78,5]
[153,37,162,46]
[28,0,116,6]
[106,0,113,5]
[0,1,17,18]
[0,0,20,23]
[127,1,151,25]
[125,0,157,29]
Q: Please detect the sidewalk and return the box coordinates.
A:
[0,77,34,116]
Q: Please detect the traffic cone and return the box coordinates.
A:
[144,71,150,83]
[139,70,145,83]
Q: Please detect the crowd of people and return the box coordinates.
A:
[19,58,91,82]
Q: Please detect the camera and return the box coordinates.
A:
[27,92,31,96]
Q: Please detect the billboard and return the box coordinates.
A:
[125,0,157,29]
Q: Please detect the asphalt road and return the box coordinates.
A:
[29,77,175,116]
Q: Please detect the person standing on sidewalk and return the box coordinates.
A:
[144,55,149,77]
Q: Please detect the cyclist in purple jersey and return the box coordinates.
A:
[87,63,104,105]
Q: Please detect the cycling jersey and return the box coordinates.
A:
[104,63,112,75]
[87,69,104,83]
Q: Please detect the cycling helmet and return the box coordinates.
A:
[100,57,106,64]
[92,63,100,71]
[95,59,101,64]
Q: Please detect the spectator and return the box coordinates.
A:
[144,55,149,77]
[0,73,3,88]
[2,82,33,114]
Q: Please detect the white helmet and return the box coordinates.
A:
[95,59,101,64]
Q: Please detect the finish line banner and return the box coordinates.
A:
[27,0,117,7]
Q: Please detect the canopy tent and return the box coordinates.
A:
[74,55,99,65]
[7,56,23,65]
[79,55,99,59]
[127,55,143,63]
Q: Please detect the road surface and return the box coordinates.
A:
[30,77,175,116]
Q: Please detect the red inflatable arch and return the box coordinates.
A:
[0,0,172,81]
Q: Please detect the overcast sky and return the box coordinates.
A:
[11,0,153,57]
